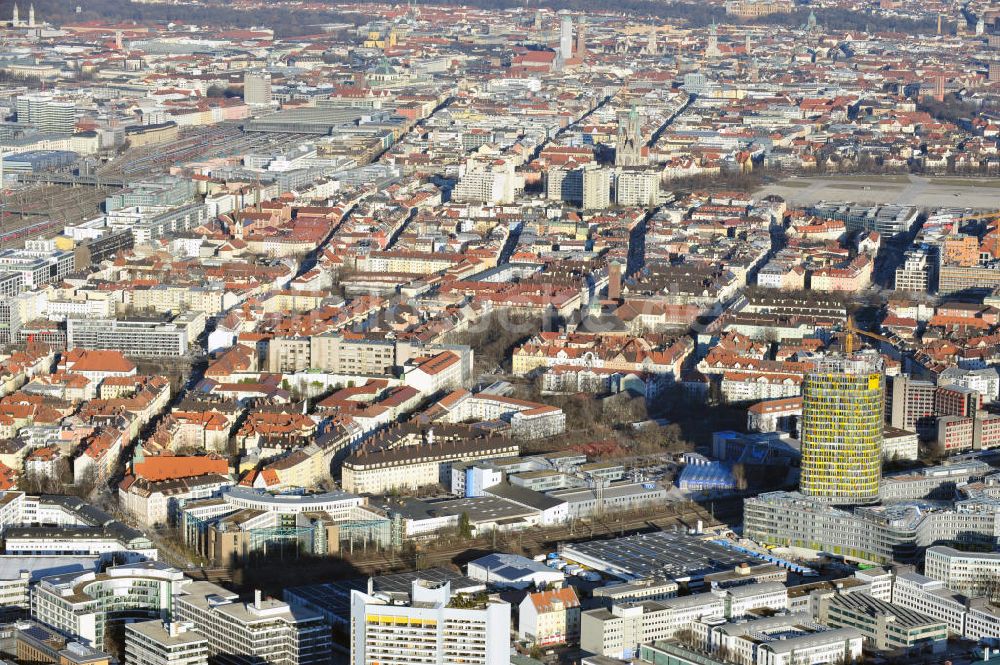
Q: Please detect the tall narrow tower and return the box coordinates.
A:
[615,106,645,167]
[11,4,19,27]
[933,74,946,102]
[28,2,34,27]
[575,15,587,59]
[559,14,573,62]
[799,356,884,505]
[706,22,719,57]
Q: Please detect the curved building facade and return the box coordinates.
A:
[800,355,883,505]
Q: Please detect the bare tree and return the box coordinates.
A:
[732,463,748,492]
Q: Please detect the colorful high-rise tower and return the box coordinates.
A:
[800,355,884,505]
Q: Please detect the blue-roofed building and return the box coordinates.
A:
[677,460,737,492]
[1,149,78,174]
[711,430,800,466]
[466,553,566,589]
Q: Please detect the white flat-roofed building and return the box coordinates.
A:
[221,486,365,517]
[890,570,1000,641]
[31,562,187,651]
[4,526,156,561]
[125,621,208,665]
[0,249,74,288]
[174,581,330,665]
[724,581,788,619]
[965,596,1000,642]
[0,555,100,613]
[581,594,725,660]
[105,203,207,244]
[0,493,155,562]
[892,571,968,636]
[854,567,893,601]
[466,553,565,589]
[925,546,1000,597]
[696,612,863,665]
[67,318,188,357]
[548,481,668,520]
[592,579,679,607]
[882,426,919,461]
[350,579,511,665]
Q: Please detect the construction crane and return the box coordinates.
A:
[949,210,1000,224]
[842,315,893,355]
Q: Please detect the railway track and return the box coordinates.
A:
[0,184,112,247]
[345,502,737,575]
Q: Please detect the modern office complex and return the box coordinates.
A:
[825,593,947,653]
[174,582,330,665]
[688,613,864,665]
[31,562,187,651]
[744,489,1000,565]
[16,93,75,133]
[350,579,511,665]
[243,72,273,107]
[799,355,884,505]
[124,621,208,665]
[0,248,75,288]
[0,556,99,613]
[0,492,156,562]
[924,546,1000,598]
[180,487,392,564]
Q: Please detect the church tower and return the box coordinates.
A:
[706,22,720,57]
[615,106,645,167]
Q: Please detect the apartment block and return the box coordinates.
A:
[0,249,75,288]
[614,169,660,206]
[937,413,1000,453]
[67,318,189,356]
[518,587,581,647]
[341,425,519,495]
[350,579,510,665]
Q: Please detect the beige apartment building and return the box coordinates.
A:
[268,334,397,374]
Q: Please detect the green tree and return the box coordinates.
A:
[458,512,473,539]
